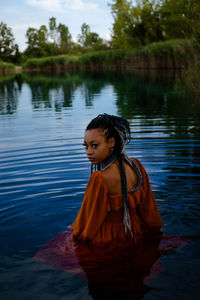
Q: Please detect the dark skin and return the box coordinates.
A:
[101,160,138,195]
[84,128,138,195]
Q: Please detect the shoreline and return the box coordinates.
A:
[0,65,22,76]
[1,38,199,98]
[22,39,198,73]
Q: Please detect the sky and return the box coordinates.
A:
[1,0,114,51]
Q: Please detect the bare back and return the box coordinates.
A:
[101,159,138,195]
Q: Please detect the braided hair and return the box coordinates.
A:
[86,113,130,155]
[86,113,133,237]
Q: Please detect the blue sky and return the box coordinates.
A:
[1,0,114,51]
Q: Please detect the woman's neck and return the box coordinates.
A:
[91,153,118,173]
[99,152,117,171]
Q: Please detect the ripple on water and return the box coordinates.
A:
[0,73,200,299]
[0,137,90,231]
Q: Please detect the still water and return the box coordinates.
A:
[0,71,200,299]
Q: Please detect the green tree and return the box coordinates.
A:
[38,25,48,45]
[57,23,72,53]
[49,17,57,44]
[49,17,74,54]
[38,25,49,56]
[25,25,50,57]
[137,0,163,43]
[78,23,104,50]
[48,17,59,55]
[25,18,74,57]
[78,23,90,48]
[160,0,200,40]
[26,28,38,49]
[0,21,19,62]
[110,0,163,48]
[109,0,133,48]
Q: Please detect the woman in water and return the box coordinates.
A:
[35,114,187,299]
[72,113,163,247]
[35,114,187,300]
[71,113,163,298]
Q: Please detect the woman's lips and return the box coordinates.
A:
[88,157,95,162]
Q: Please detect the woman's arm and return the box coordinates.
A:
[72,172,108,241]
[136,159,163,231]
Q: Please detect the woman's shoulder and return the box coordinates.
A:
[128,157,145,174]
[88,170,104,183]
[89,170,102,178]
[100,162,120,182]
[100,163,122,195]
[87,170,109,190]
[129,156,142,166]
[85,170,109,198]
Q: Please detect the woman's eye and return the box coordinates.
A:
[92,144,98,149]
[82,143,88,149]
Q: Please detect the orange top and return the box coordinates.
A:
[72,159,163,246]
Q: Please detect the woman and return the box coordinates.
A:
[72,113,163,247]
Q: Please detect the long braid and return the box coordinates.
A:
[86,113,133,236]
[118,154,133,236]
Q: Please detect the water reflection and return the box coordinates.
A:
[0,74,22,114]
[1,72,200,138]
[21,72,111,109]
[0,70,200,299]
[22,73,82,110]
[107,72,200,137]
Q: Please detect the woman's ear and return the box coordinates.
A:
[109,137,115,148]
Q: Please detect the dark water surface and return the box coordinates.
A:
[0,71,200,299]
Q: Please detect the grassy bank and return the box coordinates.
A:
[20,38,200,98]
[22,39,199,72]
[0,61,16,75]
[22,55,79,73]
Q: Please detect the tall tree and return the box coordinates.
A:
[25,17,73,57]
[78,23,104,50]
[57,23,72,53]
[26,27,38,50]
[110,0,200,48]
[109,0,135,48]
[49,17,57,44]
[25,26,49,57]
[160,0,200,39]
[49,17,58,55]
[0,21,19,62]
[110,0,163,48]
[78,23,90,49]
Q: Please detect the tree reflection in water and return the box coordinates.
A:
[1,71,200,137]
[0,74,22,114]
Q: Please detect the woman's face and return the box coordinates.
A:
[83,129,115,164]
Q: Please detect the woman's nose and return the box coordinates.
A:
[86,146,93,155]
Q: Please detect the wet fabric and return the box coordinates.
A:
[34,228,189,292]
[34,158,189,293]
[72,159,163,246]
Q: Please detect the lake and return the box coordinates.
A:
[0,71,200,299]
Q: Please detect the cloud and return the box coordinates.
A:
[14,23,41,31]
[25,0,98,12]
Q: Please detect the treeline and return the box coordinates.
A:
[0,18,109,64]
[110,0,200,48]
[24,18,109,59]
[0,0,200,64]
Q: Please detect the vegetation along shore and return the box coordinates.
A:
[22,38,198,72]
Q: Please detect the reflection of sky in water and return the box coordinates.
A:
[1,82,117,151]
[0,73,200,299]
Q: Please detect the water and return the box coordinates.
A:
[0,71,200,299]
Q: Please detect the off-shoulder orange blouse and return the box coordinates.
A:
[72,159,163,246]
